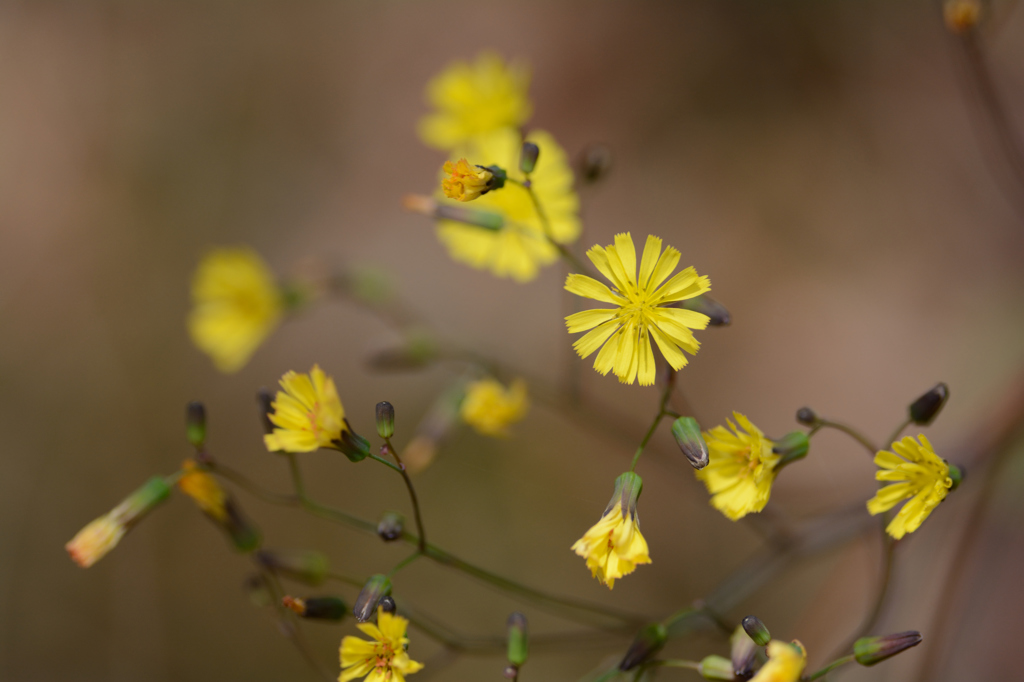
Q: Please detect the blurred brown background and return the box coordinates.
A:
[2,1,1023,680]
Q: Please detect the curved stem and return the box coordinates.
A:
[519,180,594,276]
[828,536,896,663]
[388,550,421,577]
[805,655,855,681]
[384,438,427,554]
[813,419,879,456]
[884,418,913,450]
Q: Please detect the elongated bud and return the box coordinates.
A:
[337,424,371,463]
[256,549,329,586]
[402,194,504,230]
[730,625,757,677]
[507,612,529,667]
[607,471,644,520]
[773,432,810,468]
[353,574,392,622]
[620,623,667,670]
[854,631,922,666]
[257,388,275,435]
[795,407,817,426]
[909,383,949,426]
[578,144,612,183]
[377,511,404,542]
[672,416,709,469]
[520,142,540,175]
[376,401,395,439]
[379,595,396,614]
[679,294,731,326]
[186,401,207,448]
[699,655,735,681]
[283,596,348,621]
[741,615,771,647]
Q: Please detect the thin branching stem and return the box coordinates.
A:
[805,654,855,681]
[630,371,678,472]
[812,419,879,456]
[384,437,427,553]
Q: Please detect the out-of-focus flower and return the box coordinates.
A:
[694,413,781,521]
[565,233,710,385]
[418,52,532,150]
[750,641,807,682]
[867,435,953,540]
[436,128,580,282]
[188,247,283,373]
[571,472,651,589]
[339,607,424,682]
[944,0,981,33]
[178,460,228,522]
[263,365,352,454]
[460,378,529,437]
[441,159,496,202]
[66,477,171,568]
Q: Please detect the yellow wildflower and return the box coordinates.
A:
[178,459,228,522]
[188,247,283,373]
[460,378,529,437]
[418,52,532,150]
[694,413,780,521]
[751,640,807,682]
[564,233,710,385]
[264,365,349,454]
[339,607,424,682]
[441,158,495,202]
[867,435,953,540]
[571,473,651,589]
[436,128,580,282]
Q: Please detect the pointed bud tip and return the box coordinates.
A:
[909,383,949,426]
[619,623,667,671]
[796,407,817,426]
[672,417,709,469]
[520,142,540,175]
[375,401,395,439]
[741,615,771,647]
[854,631,922,666]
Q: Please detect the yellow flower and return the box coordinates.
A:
[571,473,651,589]
[339,607,424,682]
[418,52,532,150]
[188,247,283,373]
[564,233,710,385]
[460,378,529,437]
[441,158,494,202]
[66,515,125,569]
[177,460,228,522]
[867,435,953,540]
[694,413,781,521]
[264,365,348,453]
[436,128,580,282]
[751,640,807,682]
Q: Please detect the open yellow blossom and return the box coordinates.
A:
[188,247,283,373]
[441,159,494,202]
[565,233,710,385]
[339,607,424,682]
[418,52,532,150]
[571,472,651,589]
[868,435,954,540]
[437,128,580,282]
[460,378,529,437]
[264,365,348,453]
[178,459,228,522]
[695,413,781,521]
[751,640,807,682]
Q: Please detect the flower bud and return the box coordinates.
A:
[741,615,771,647]
[283,595,348,621]
[944,0,981,34]
[909,383,949,426]
[699,655,735,681]
[377,511,405,542]
[378,595,396,614]
[519,142,540,175]
[337,426,371,463]
[257,388,275,436]
[578,143,612,184]
[403,194,504,230]
[854,631,922,666]
[795,407,818,426]
[376,401,395,439]
[441,160,506,202]
[186,401,207,448]
[507,612,529,667]
[773,432,810,468]
[678,294,731,326]
[672,416,709,470]
[619,623,667,671]
[730,625,757,677]
[949,464,964,491]
[353,574,392,622]
[256,549,329,586]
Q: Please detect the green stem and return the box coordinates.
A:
[814,419,879,456]
[388,551,421,577]
[629,371,677,472]
[654,659,702,671]
[805,655,854,681]
[367,452,404,474]
[385,437,428,554]
[884,418,913,450]
[286,453,307,497]
[519,180,594,276]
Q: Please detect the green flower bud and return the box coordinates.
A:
[795,407,818,426]
[377,511,405,542]
[773,432,810,468]
[376,401,395,439]
[519,142,540,175]
[672,416,709,470]
[186,401,207,449]
[948,464,964,491]
[337,425,371,463]
[353,574,392,622]
[507,612,529,667]
[283,595,348,621]
[678,294,731,326]
[699,655,736,681]
[256,549,329,586]
[909,383,949,426]
[741,615,771,647]
[619,623,667,671]
[854,631,922,666]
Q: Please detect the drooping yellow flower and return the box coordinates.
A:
[339,607,424,682]
[441,159,494,202]
[564,233,710,385]
[460,378,529,437]
[418,52,532,150]
[436,128,580,282]
[694,413,781,521]
[571,472,651,589]
[264,365,348,453]
[867,435,954,540]
[188,247,283,373]
[751,640,807,682]
[178,459,228,522]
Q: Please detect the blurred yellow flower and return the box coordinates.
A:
[564,233,710,385]
[571,473,650,589]
[339,607,424,682]
[437,128,580,282]
[441,158,494,202]
[751,641,807,682]
[418,52,532,150]
[65,515,124,569]
[695,412,780,521]
[867,435,953,540]
[188,247,283,373]
[264,365,347,453]
[178,459,228,522]
[460,378,529,437]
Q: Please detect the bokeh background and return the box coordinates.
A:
[2,1,1024,680]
